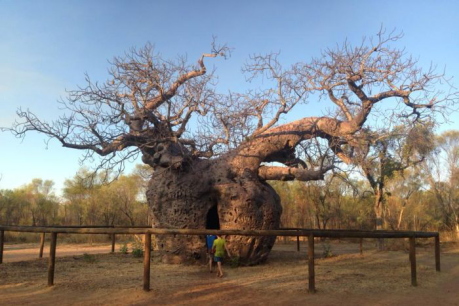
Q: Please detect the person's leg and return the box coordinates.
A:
[217,261,223,277]
[209,254,213,272]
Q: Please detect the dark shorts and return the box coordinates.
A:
[214,256,223,263]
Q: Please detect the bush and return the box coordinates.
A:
[120,243,129,254]
[322,242,333,258]
[82,253,97,263]
[229,256,240,268]
[131,241,144,258]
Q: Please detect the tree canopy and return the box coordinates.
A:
[8,30,458,179]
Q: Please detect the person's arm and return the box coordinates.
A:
[225,244,231,257]
[212,240,217,253]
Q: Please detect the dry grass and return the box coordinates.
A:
[0,240,458,306]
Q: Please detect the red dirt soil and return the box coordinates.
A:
[0,240,458,305]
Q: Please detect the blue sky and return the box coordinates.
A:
[0,0,458,194]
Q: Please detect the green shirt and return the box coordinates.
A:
[212,238,226,257]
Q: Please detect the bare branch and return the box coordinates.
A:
[258,165,334,181]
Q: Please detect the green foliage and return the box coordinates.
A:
[270,177,375,231]
[131,241,144,258]
[0,179,60,226]
[62,168,149,227]
[404,123,435,157]
[381,158,403,180]
[322,242,333,258]
[0,166,150,237]
[119,243,129,254]
[229,256,240,268]
[82,253,97,263]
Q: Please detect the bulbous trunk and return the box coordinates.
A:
[146,155,282,265]
[144,117,335,264]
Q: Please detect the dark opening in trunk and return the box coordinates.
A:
[206,205,220,229]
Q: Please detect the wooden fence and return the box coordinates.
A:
[0,225,440,293]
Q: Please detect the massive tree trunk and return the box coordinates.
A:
[147,155,281,265]
[146,117,336,265]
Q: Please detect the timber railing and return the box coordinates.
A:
[0,225,440,293]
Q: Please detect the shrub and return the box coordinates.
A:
[82,253,97,263]
[131,241,144,258]
[229,256,240,268]
[120,243,129,254]
[322,242,333,258]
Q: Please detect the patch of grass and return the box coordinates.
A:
[229,256,240,268]
[131,241,144,258]
[385,239,408,251]
[119,243,129,254]
[322,242,333,258]
[82,253,97,263]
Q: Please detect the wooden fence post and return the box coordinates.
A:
[143,233,151,291]
[308,233,316,293]
[435,235,441,272]
[359,238,363,255]
[297,230,300,252]
[0,230,4,264]
[48,232,57,286]
[409,237,417,287]
[39,233,45,258]
[111,234,116,253]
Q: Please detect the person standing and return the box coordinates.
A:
[206,234,217,272]
[212,235,231,278]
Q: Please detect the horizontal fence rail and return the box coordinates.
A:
[0,225,441,293]
[0,225,151,229]
[0,225,439,238]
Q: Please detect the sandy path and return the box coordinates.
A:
[2,243,112,262]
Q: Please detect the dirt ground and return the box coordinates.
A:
[0,239,458,306]
[2,242,112,263]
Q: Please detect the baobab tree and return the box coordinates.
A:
[8,30,457,264]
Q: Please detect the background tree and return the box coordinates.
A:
[346,124,434,249]
[62,169,148,227]
[0,189,30,225]
[0,179,59,226]
[424,130,459,238]
[8,30,457,264]
[385,168,424,231]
